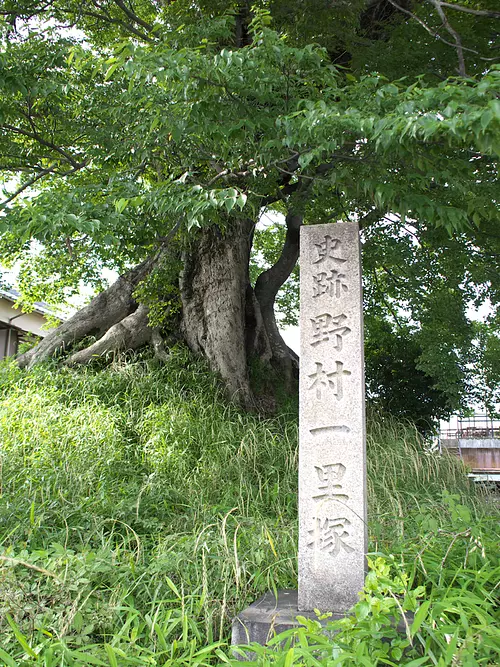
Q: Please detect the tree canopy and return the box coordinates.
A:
[0,0,499,417]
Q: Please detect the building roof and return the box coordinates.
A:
[0,287,60,318]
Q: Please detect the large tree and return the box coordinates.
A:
[0,1,499,410]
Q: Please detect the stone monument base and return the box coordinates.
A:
[231,589,344,660]
[232,589,413,661]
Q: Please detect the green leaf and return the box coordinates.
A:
[104,643,118,667]
[104,62,120,81]
[0,647,18,667]
[6,615,37,658]
[114,198,128,214]
[67,650,108,666]
[355,600,371,620]
[224,196,237,213]
[480,110,493,131]
[164,576,181,599]
[215,649,232,663]
[283,647,295,667]
[236,192,247,210]
[444,631,459,664]
[410,600,431,636]
[298,152,313,168]
[29,500,35,526]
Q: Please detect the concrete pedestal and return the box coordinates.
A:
[232,589,413,661]
[231,589,344,659]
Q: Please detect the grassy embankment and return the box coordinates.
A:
[0,349,499,665]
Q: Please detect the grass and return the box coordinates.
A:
[0,348,498,665]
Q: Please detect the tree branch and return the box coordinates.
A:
[17,239,173,369]
[358,208,383,230]
[0,165,57,209]
[260,181,301,207]
[1,124,85,168]
[254,210,302,382]
[371,268,405,331]
[65,304,151,366]
[254,211,302,310]
[111,0,154,32]
[428,0,466,76]
[81,2,154,42]
[439,2,500,19]
[0,1,154,41]
[387,0,495,64]
[0,163,86,209]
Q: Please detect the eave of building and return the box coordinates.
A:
[0,287,58,318]
[0,288,63,338]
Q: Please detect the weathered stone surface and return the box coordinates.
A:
[231,589,343,660]
[298,222,367,612]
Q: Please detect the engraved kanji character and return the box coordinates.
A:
[313,463,349,503]
[313,235,346,265]
[312,270,348,298]
[308,361,351,400]
[310,313,351,349]
[307,362,330,400]
[307,517,355,557]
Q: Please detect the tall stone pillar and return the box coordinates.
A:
[298,222,367,611]
[232,222,367,655]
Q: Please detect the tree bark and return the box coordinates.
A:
[254,211,302,387]
[65,304,151,365]
[179,218,259,409]
[16,249,165,369]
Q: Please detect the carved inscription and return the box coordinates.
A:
[309,425,350,435]
[307,463,353,556]
[309,234,351,400]
[312,269,348,299]
[313,235,346,265]
[313,463,349,503]
[310,313,350,349]
[308,361,351,400]
[307,517,355,557]
[299,223,366,610]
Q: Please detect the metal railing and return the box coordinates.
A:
[441,414,500,440]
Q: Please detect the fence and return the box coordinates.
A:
[440,414,500,440]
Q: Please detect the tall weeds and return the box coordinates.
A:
[0,350,497,664]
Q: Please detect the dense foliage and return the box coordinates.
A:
[0,352,499,664]
[364,317,453,433]
[0,1,498,417]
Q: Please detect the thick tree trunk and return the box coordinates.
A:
[179,218,261,409]
[179,215,298,407]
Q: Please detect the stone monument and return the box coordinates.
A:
[298,221,367,611]
[232,221,367,651]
